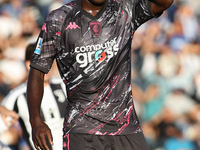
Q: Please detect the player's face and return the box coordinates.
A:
[87,0,106,6]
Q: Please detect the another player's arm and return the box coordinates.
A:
[27,68,53,150]
[0,106,19,126]
[150,0,174,16]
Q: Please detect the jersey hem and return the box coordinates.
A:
[65,126,142,135]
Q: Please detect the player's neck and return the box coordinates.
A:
[80,0,106,16]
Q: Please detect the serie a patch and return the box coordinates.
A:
[34,37,43,55]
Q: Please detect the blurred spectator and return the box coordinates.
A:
[0,8,22,40]
[142,83,166,122]
[18,6,40,37]
[0,71,10,101]
[165,57,194,95]
[131,1,200,149]
[177,4,199,43]
[164,88,196,118]
[187,105,200,149]
[168,19,187,53]
[0,0,23,18]
[163,123,196,150]
[0,53,27,88]
[35,0,65,21]
[192,70,200,103]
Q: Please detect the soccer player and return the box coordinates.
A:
[1,43,67,150]
[27,0,174,149]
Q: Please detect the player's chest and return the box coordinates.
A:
[62,8,132,46]
[58,8,132,69]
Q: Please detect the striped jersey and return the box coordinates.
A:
[30,0,154,136]
[1,77,67,150]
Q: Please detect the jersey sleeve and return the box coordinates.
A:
[133,0,155,30]
[30,11,59,74]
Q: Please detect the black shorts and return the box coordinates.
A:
[63,132,150,150]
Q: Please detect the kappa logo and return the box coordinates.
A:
[66,22,80,30]
[42,23,47,33]
[89,21,101,37]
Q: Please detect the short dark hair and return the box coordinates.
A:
[25,43,36,61]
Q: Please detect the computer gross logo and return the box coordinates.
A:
[75,37,119,68]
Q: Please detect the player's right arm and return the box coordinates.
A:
[27,68,53,150]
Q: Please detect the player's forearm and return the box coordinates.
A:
[150,0,173,8]
[27,68,45,124]
[150,0,174,15]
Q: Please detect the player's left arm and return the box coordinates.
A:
[150,0,174,16]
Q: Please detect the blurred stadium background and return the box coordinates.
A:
[0,0,200,149]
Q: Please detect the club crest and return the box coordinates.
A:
[89,21,101,37]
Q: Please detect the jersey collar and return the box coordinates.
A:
[76,0,109,20]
